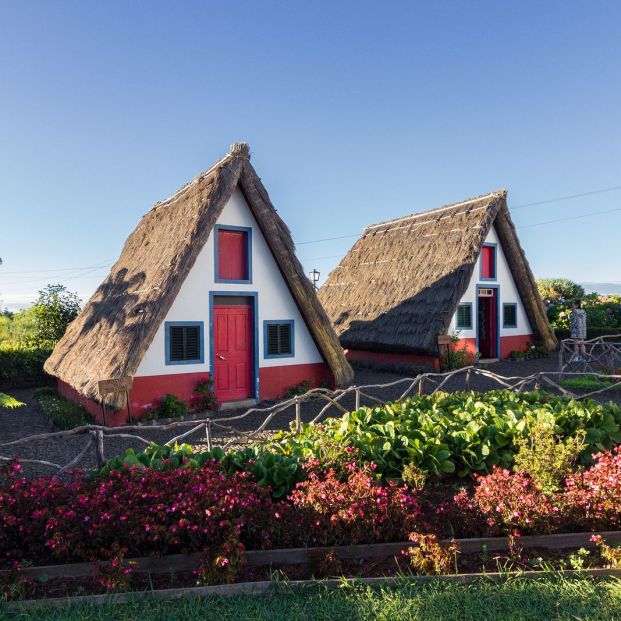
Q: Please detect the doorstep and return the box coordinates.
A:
[478,358,499,364]
[219,398,258,411]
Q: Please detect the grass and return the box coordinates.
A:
[560,375,617,391]
[33,387,89,430]
[2,576,621,621]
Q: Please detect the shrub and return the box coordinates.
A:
[284,380,312,399]
[33,387,89,429]
[513,419,585,493]
[562,447,621,530]
[281,463,423,547]
[404,533,459,575]
[189,377,219,413]
[143,394,188,420]
[0,461,274,566]
[0,345,52,383]
[453,468,558,536]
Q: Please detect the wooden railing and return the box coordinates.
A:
[558,335,621,374]
[2,366,621,477]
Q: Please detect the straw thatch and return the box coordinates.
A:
[45,144,353,408]
[318,190,556,357]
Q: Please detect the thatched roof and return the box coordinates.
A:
[45,143,353,407]
[318,190,557,356]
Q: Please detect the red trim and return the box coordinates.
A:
[345,349,441,370]
[259,363,334,401]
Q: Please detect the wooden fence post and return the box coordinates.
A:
[295,398,301,433]
[94,430,105,469]
[465,369,471,392]
[355,389,360,411]
[418,377,425,397]
[205,421,213,451]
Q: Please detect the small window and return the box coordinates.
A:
[481,244,496,280]
[216,226,252,283]
[165,322,204,364]
[264,321,294,358]
[456,303,473,329]
[503,304,517,328]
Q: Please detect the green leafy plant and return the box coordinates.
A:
[284,380,312,399]
[99,443,302,499]
[0,392,24,409]
[33,387,89,429]
[270,391,621,479]
[513,418,586,493]
[143,394,188,421]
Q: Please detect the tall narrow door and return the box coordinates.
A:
[213,305,253,402]
[477,289,498,358]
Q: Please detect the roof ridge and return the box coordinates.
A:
[364,189,507,232]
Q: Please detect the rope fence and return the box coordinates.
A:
[2,365,621,477]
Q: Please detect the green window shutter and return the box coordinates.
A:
[456,304,472,329]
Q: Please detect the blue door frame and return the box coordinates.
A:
[209,291,260,400]
[475,284,500,359]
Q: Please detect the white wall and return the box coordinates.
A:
[136,187,324,377]
[448,225,533,338]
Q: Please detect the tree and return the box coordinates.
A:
[536,278,585,303]
[31,284,81,347]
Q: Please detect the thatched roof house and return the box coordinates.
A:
[318,190,556,366]
[45,143,352,422]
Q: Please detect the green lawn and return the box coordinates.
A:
[2,576,621,621]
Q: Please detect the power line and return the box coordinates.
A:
[296,233,361,245]
[0,261,113,275]
[512,185,621,210]
[518,206,621,229]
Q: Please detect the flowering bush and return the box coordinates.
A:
[0,460,274,567]
[562,447,621,530]
[279,463,423,547]
[452,468,558,536]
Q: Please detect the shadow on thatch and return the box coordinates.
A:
[79,269,147,337]
[337,269,474,355]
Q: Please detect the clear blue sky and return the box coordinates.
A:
[1,1,620,309]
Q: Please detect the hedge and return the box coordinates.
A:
[0,346,52,384]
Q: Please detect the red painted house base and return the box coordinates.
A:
[344,349,441,370]
[455,334,537,360]
[259,363,334,401]
[344,335,538,371]
[58,363,334,427]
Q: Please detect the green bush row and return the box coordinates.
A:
[0,345,51,382]
[269,391,621,479]
[33,387,90,430]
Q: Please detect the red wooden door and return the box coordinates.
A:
[477,290,498,358]
[213,305,253,402]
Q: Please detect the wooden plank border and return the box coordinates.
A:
[6,568,621,611]
[16,530,621,581]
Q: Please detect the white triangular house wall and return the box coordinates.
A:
[135,187,325,397]
[447,224,534,356]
